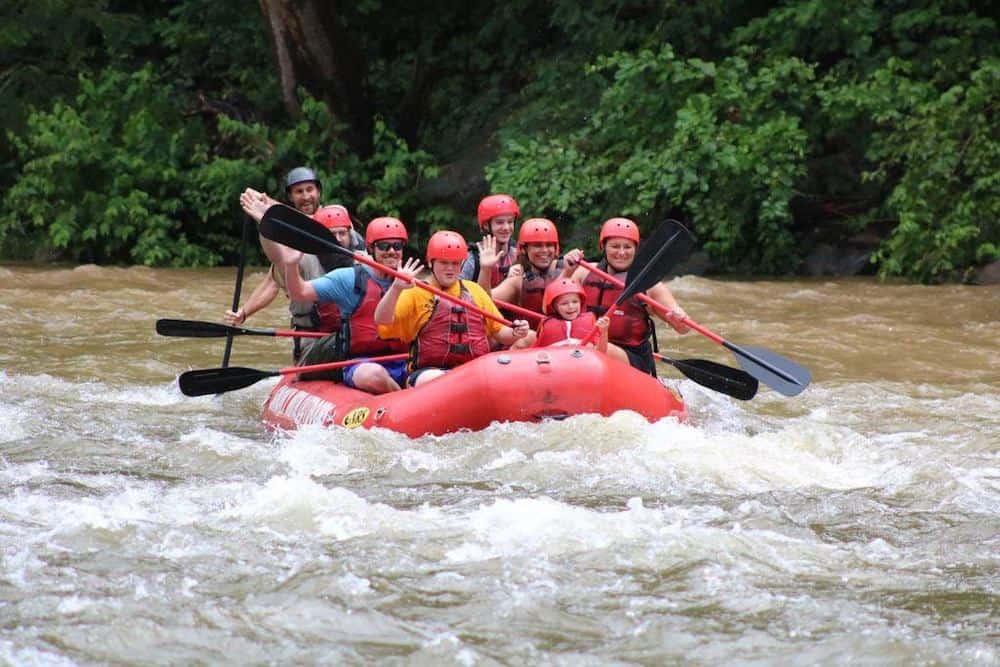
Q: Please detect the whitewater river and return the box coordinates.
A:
[1,264,997,665]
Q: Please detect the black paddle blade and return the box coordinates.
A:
[157,318,239,338]
[661,357,759,401]
[178,366,277,397]
[622,220,696,300]
[726,343,812,397]
[259,204,349,257]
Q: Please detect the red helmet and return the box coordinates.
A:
[426,230,469,264]
[517,218,560,256]
[365,217,409,244]
[599,217,640,250]
[313,205,352,231]
[542,278,587,315]
[477,194,520,231]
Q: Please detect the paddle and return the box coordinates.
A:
[493,297,758,400]
[178,353,409,397]
[156,318,330,339]
[652,353,758,400]
[221,213,254,368]
[577,260,811,397]
[258,204,514,327]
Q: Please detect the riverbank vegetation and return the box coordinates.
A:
[1,1,995,282]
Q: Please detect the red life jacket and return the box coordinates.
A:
[315,303,342,334]
[519,260,563,314]
[582,260,651,347]
[535,312,598,347]
[343,266,408,356]
[412,280,492,369]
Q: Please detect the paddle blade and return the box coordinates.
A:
[259,204,348,257]
[727,344,812,397]
[622,220,696,300]
[660,357,759,401]
[157,318,237,338]
[178,366,277,397]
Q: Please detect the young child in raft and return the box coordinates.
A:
[534,279,630,364]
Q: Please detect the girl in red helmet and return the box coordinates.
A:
[534,279,631,363]
[462,194,521,290]
[490,218,585,315]
[569,217,689,376]
[375,230,532,387]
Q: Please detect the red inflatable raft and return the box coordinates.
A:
[262,347,686,437]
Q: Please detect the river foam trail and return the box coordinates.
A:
[1,267,997,664]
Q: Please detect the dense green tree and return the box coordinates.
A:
[0,0,996,281]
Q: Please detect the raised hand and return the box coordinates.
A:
[239,188,271,222]
[477,235,499,269]
[393,256,424,289]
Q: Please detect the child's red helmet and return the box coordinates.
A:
[542,278,587,315]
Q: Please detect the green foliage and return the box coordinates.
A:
[829,58,999,281]
[1,66,220,266]
[1,0,997,282]
[490,47,814,272]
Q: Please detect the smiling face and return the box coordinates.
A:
[604,238,637,272]
[488,215,516,245]
[553,293,583,320]
[524,242,557,271]
[431,259,462,288]
[371,238,405,271]
[288,182,320,215]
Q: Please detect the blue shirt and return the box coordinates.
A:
[309,265,394,318]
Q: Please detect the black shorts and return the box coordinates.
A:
[620,340,657,377]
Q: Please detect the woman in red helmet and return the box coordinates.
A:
[569,217,688,376]
[490,218,584,315]
[375,231,532,387]
[462,194,522,290]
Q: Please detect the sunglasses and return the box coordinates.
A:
[373,240,404,252]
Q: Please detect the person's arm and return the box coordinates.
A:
[224,272,279,325]
[491,319,531,347]
[646,282,689,334]
[595,315,609,353]
[490,264,523,303]
[560,249,583,278]
[239,188,299,267]
[374,257,423,324]
[282,252,319,303]
[569,265,588,285]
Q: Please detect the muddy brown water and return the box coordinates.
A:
[1,264,997,665]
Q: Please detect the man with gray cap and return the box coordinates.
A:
[225,166,363,361]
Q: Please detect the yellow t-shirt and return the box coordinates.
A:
[378,279,505,343]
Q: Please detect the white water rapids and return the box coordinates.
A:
[1,265,997,665]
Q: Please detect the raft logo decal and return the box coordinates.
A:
[341,407,370,428]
